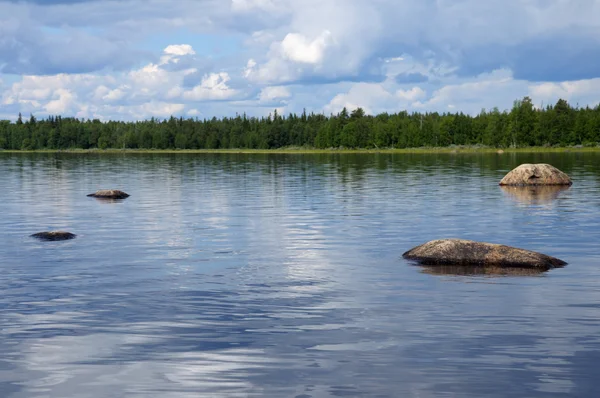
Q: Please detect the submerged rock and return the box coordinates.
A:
[31,231,76,241]
[87,189,130,199]
[403,239,566,270]
[499,164,572,186]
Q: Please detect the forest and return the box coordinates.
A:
[1,97,599,150]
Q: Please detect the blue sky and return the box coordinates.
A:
[0,0,599,120]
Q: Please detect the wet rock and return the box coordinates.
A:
[31,231,76,241]
[499,164,572,186]
[87,189,130,199]
[403,239,566,270]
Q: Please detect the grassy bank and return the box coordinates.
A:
[2,146,600,155]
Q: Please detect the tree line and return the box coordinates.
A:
[1,97,599,150]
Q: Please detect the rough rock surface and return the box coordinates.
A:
[31,231,76,241]
[87,189,130,199]
[499,164,572,186]
[403,239,566,270]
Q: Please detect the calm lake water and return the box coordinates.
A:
[1,152,600,397]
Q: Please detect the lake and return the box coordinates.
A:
[1,152,600,397]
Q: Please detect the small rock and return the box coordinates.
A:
[31,231,76,241]
[499,164,572,186]
[87,189,130,199]
[403,239,566,270]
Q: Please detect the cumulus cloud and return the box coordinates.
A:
[396,87,426,102]
[160,44,196,65]
[390,69,538,114]
[1,45,242,120]
[324,82,421,115]
[322,68,588,116]
[242,0,600,86]
[280,31,333,64]
[243,0,383,84]
[44,88,77,114]
[529,78,600,108]
[0,0,599,120]
[258,86,291,102]
[182,72,239,101]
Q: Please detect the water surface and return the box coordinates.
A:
[1,152,600,397]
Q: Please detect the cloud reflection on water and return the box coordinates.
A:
[2,153,600,397]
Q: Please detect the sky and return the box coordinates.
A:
[0,0,599,121]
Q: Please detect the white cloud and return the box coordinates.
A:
[164,44,196,57]
[0,45,244,120]
[1,1,600,120]
[396,87,426,102]
[412,69,526,112]
[44,88,77,115]
[324,82,396,115]
[244,59,257,78]
[244,0,383,84]
[182,72,239,101]
[136,102,186,117]
[321,68,600,117]
[280,30,333,64]
[2,73,101,113]
[529,79,600,107]
[244,56,296,84]
[160,44,196,65]
[258,86,291,102]
[103,87,128,102]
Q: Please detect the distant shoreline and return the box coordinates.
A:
[2,146,600,155]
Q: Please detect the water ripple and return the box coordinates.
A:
[1,152,600,397]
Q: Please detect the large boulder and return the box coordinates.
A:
[403,239,566,270]
[499,164,572,186]
[87,189,130,199]
[31,231,76,241]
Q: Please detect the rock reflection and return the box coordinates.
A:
[89,197,129,204]
[419,265,548,277]
[500,185,570,205]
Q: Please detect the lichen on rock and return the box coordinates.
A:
[499,164,572,186]
[403,239,566,270]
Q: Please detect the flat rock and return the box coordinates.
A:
[31,231,76,241]
[403,239,566,270]
[499,164,572,186]
[87,189,130,199]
